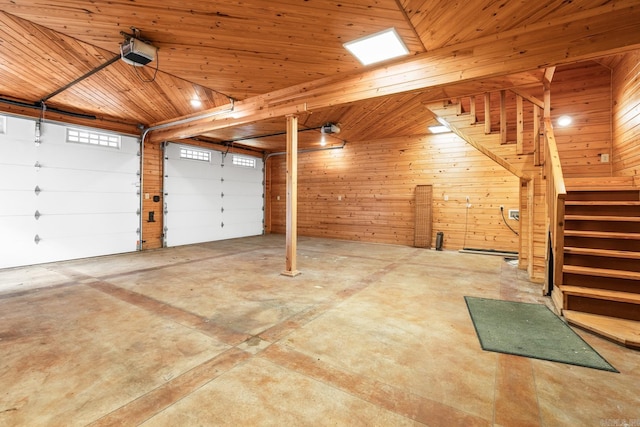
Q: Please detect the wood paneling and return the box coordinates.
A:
[268,133,520,252]
[551,62,613,178]
[612,51,640,182]
[141,140,164,250]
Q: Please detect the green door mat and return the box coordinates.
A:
[464,296,618,372]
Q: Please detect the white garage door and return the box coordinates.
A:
[163,142,264,247]
[0,114,140,269]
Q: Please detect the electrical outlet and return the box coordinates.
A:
[508,209,519,220]
[600,153,610,163]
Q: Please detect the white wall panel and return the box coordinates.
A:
[0,115,140,269]
[164,143,263,247]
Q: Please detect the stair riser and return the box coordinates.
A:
[565,296,640,321]
[563,254,640,272]
[565,191,640,202]
[564,206,640,217]
[564,236,640,251]
[565,220,640,233]
[563,273,640,293]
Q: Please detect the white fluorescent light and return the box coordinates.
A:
[344,28,409,66]
[428,125,450,134]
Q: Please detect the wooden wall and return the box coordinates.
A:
[267,133,521,252]
[141,140,164,250]
[552,62,613,178]
[611,51,640,182]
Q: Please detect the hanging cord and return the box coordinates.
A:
[500,206,519,235]
[134,51,159,83]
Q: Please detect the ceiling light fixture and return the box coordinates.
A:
[343,28,409,66]
[190,98,202,108]
[557,115,572,127]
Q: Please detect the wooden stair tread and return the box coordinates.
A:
[567,186,639,192]
[565,201,640,206]
[563,310,640,349]
[560,285,640,303]
[564,177,635,186]
[564,230,640,239]
[565,215,640,222]
[562,265,640,280]
[564,247,640,259]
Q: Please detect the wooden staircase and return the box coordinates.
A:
[555,177,640,349]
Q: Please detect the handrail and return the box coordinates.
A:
[543,118,566,293]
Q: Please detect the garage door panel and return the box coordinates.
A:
[165,194,221,212]
[165,210,222,228]
[0,163,37,187]
[29,232,136,264]
[36,213,137,238]
[37,192,138,215]
[0,217,38,269]
[1,116,37,142]
[164,144,262,247]
[0,193,37,215]
[0,115,140,268]
[36,169,139,193]
[166,179,220,197]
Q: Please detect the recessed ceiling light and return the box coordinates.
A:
[428,125,450,134]
[557,115,572,127]
[344,28,409,66]
[190,98,202,108]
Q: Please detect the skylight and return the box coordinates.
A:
[428,125,451,134]
[344,28,409,66]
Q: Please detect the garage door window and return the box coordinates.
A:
[232,155,256,168]
[67,128,120,149]
[180,147,210,162]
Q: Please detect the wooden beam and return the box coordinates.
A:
[500,90,507,145]
[282,114,301,277]
[543,67,557,89]
[533,104,541,166]
[543,88,551,119]
[484,93,492,134]
[148,3,640,143]
[438,117,530,180]
[516,94,524,154]
[469,95,477,125]
[509,88,544,109]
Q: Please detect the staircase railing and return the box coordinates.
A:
[543,118,566,293]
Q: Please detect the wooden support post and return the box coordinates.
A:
[469,95,477,125]
[527,178,535,278]
[533,104,541,166]
[543,87,551,120]
[455,98,463,115]
[500,90,507,144]
[282,114,301,277]
[484,93,491,134]
[516,94,524,154]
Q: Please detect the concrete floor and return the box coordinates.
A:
[0,235,638,426]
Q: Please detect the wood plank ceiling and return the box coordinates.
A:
[0,0,639,152]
